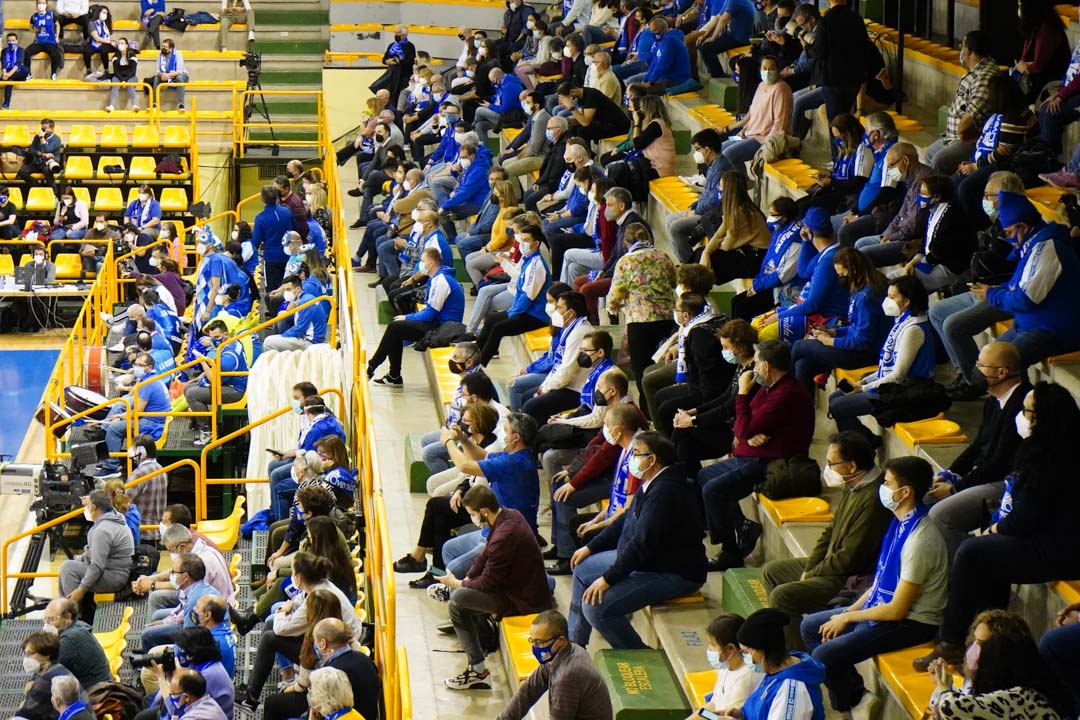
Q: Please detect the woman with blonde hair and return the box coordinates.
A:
[463,181,520,286]
[286,588,342,691]
[306,183,333,242]
[307,667,364,720]
[104,478,141,545]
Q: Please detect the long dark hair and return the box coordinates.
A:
[1013,382,1080,489]
[970,632,1073,717]
[986,73,1027,116]
[833,247,888,297]
[305,515,357,601]
[1019,0,1065,36]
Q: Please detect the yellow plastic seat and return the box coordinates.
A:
[96,156,126,179]
[685,670,715,708]
[73,187,92,208]
[25,186,57,212]
[99,125,129,148]
[64,155,94,180]
[128,156,157,180]
[499,614,539,683]
[163,125,191,148]
[427,346,458,405]
[132,126,161,148]
[196,495,246,550]
[54,253,84,280]
[110,653,124,681]
[1046,351,1080,365]
[833,366,876,386]
[229,552,241,581]
[891,413,968,449]
[6,186,23,210]
[92,592,116,603]
[662,591,706,605]
[93,605,134,653]
[759,495,833,526]
[159,187,188,213]
[523,327,551,355]
[1053,579,1080,604]
[67,124,98,148]
[0,255,12,275]
[94,187,124,212]
[875,644,960,720]
[2,124,30,147]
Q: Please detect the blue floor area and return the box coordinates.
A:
[0,350,59,459]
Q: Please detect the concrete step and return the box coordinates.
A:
[260,69,323,85]
[252,38,329,55]
[257,8,331,25]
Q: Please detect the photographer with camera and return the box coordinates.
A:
[134,627,233,720]
[16,118,62,192]
[42,598,111,689]
[58,490,133,605]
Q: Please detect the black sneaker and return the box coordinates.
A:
[546,559,572,575]
[367,278,384,289]
[234,694,259,715]
[947,382,986,402]
[737,520,763,558]
[393,554,428,573]
[706,551,744,572]
[408,572,438,589]
[373,373,403,387]
[541,546,560,561]
[436,620,455,635]
[347,187,362,197]
[444,668,491,690]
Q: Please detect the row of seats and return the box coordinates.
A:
[4,18,248,31]
[3,185,189,212]
[2,123,191,149]
[59,154,191,182]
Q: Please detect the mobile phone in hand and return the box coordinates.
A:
[265,448,284,458]
[837,379,854,393]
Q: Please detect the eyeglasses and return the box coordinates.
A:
[825,459,851,468]
[1021,408,1036,419]
[581,347,599,354]
[527,635,557,647]
[630,450,654,458]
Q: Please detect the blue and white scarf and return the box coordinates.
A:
[581,357,614,407]
[974,114,1002,164]
[875,311,925,381]
[864,502,929,619]
[992,473,1016,524]
[550,316,584,369]
[606,441,634,519]
[675,306,714,383]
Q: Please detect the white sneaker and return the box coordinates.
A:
[132,105,140,112]
[248,30,256,42]
[107,341,125,352]
[99,311,113,323]
[104,105,114,113]
[51,73,57,81]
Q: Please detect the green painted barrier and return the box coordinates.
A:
[404,433,431,493]
[709,289,736,317]
[707,78,738,111]
[595,649,691,720]
[722,567,770,618]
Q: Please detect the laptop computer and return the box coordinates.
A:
[14,264,48,289]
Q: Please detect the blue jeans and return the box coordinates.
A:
[1068,141,1080,174]
[541,214,583,235]
[720,136,761,174]
[613,61,646,80]
[854,237,905,266]
[102,405,162,471]
[1040,621,1080,713]
[1039,93,1080,152]
[828,389,876,436]
[791,85,827,134]
[456,232,489,257]
[551,479,610,559]
[699,33,748,77]
[790,338,879,395]
[269,459,297,522]
[997,325,1078,369]
[568,550,702,648]
[507,372,546,410]
[430,176,457,206]
[441,529,485,576]
[697,456,765,547]
[420,428,450,473]
[50,227,87,240]
[467,284,510,334]
[927,291,1012,383]
[140,608,180,651]
[376,236,400,278]
[801,607,938,712]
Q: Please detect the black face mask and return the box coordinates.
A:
[837,274,851,289]
[488,192,499,206]
[592,389,608,406]
[448,358,466,374]
[576,351,593,369]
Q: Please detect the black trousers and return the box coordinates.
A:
[25,42,64,74]
[477,311,548,365]
[369,319,435,377]
[626,320,676,410]
[547,231,594,280]
[653,384,698,438]
[17,155,58,190]
[730,289,776,321]
[522,387,580,425]
[416,494,471,568]
[143,14,165,49]
[262,691,309,720]
[247,628,304,699]
[672,422,735,475]
[57,14,89,39]
[82,44,112,72]
[704,246,766,286]
[411,132,438,163]
[264,261,287,302]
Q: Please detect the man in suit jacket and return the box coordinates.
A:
[261,619,381,720]
[926,341,1029,562]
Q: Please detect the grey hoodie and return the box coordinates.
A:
[78,509,134,591]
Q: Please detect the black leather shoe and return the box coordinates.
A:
[347,187,362,197]
[706,552,744,572]
[232,607,259,636]
[546,559,572,575]
[408,572,438,589]
[542,546,560,560]
[737,520,763,558]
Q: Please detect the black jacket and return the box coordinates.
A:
[502,5,534,50]
[908,202,977,275]
[686,319,735,401]
[535,135,569,192]
[570,53,587,88]
[811,3,868,88]
[600,210,646,278]
[110,53,137,81]
[588,465,707,585]
[950,380,1029,493]
[325,649,382,720]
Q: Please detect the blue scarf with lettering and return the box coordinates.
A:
[974,114,1002,164]
[606,442,633,518]
[991,473,1016,524]
[551,316,584,369]
[581,357,613,407]
[674,306,714,383]
[875,311,925,382]
[864,502,929,620]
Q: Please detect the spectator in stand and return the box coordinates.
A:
[638,17,695,95]
[1,33,28,110]
[48,677,93,720]
[522,291,593,422]
[1013,0,1070,103]
[218,0,255,51]
[699,172,771,285]
[415,341,484,472]
[143,523,232,620]
[894,174,977,292]
[251,185,294,294]
[473,67,524,143]
[124,434,166,542]
[477,224,551,366]
[697,0,755,80]
[139,553,221,651]
[852,143,934,253]
[104,37,139,112]
[436,141,493,242]
[729,196,802,321]
[274,174,309,240]
[834,112,901,247]
[764,432,891,617]
[581,0,618,46]
[613,7,654,80]
[802,114,874,216]
[666,129,726,263]
[555,82,630,143]
[506,283,572,409]
[813,0,868,120]
[144,40,189,111]
[17,118,62,191]
[1041,601,1080,715]
[145,628,233,719]
[697,340,814,571]
[369,25,415,102]
[615,94,676,180]
[55,0,88,40]
[17,630,86,720]
[501,91,551,178]
[568,431,706,649]
[1038,33,1080,171]
[366,248,465,387]
[589,51,621,104]
[26,1,63,80]
[497,610,612,720]
[695,614,762,718]
[185,319,248,446]
[802,456,947,719]
[789,247,890,393]
[730,609,826,720]
[522,116,570,211]
[123,185,162,252]
[926,30,1000,174]
[103,478,139,545]
[828,276,934,445]
[82,5,113,78]
[915,382,1080,672]
[42,599,110,689]
[263,274,329,352]
[58,490,134,604]
[94,352,171,477]
[927,341,1029,562]
[440,486,552,691]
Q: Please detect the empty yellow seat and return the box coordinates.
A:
[6,186,23,210]
[2,124,30,147]
[97,156,125,179]
[93,606,134,653]
[499,614,539,683]
[94,187,124,212]
[159,188,188,212]
[132,126,161,147]
[54,253,84,280]
[64,155,94,180]
[25,186,57,212]
[0,255,13,275]
[523,328,551,355]
[73,187,91,207]
[892,414,968,449]
[67,124,98,148]
[759,496,833,526]
[196,495,246,550]
[163,125,191,147]
[99,125,129,148]
[129,156,157,180]
[875,645,960,720]
[427,347,458,405]
[685,670,715,708]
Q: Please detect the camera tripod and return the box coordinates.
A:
[243,69,280,156]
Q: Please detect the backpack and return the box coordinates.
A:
[128,543,160,587]
[155,154,183,174]
[88,682,145,720]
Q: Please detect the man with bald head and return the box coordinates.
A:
[168,669,227,720]
[927,341,1030,562]
[195,595,236,677]
[261,618,380,720]
[853,142,933,264]
[43,598,111,689]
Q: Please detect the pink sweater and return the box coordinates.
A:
[741,81,794,143]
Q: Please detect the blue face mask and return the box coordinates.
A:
[743,652,763,674]
[916,193,931,209]
[545,129,556,142]
[766,218,781,231]
[862,132,874,147]
[173,645,189,668]
[833,136,843,148]
[531,637,559,665]
[732,70,740,83]
[716,187,723,201]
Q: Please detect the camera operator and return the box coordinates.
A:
[16,118,62,192]
[42,599,111,690]
[135,627,233,720]
[58,490,133,607]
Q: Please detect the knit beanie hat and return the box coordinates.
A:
[996,191,1040,230]
[736,608,790,654]
[802,206,832,236]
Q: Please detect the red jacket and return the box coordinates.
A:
[732,373,814,461]
[569,400,647,489]
[463,508,553,616]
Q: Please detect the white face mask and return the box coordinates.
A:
[149,256,159,268]
[885,164,904,186]
[283,290,296,303]
[879,484,900,511]
[231,229,239,240]
[628,454,653,477]
[197,242,210,255]
[169,551,180,564]
[42,623,58,636]
[138,193,149,203]
[601,424,618,445]
[822,464,846,487]
[760,69,777,83]
[99,11,108,20]
[533,29,541,38]
[22,656,40,675]
[692,150,705,164]
[1015,411,1033,439]
[882,297,902,317]
[549,306,565,328]
[982,198,998,222]
[95,222,105,231]
[453,131,466,144]
[563,46,572,58]
[34,255,45,266]
[62,198,72,206]
[411,209,421,222]
[545,302,555,316]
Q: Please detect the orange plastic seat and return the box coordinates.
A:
[758,496,833,526]
[892,413,968,449]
